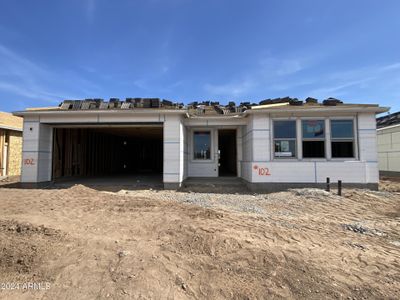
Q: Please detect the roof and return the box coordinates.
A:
[377,111,400,128]
[0,111,23,131]
[13,97,389,117]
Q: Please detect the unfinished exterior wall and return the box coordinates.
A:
[21,117,53,183]
[378,124,400,174]
[19,111,187,186]
[240,112,379,191]
[163,114,185,188]
[7,130,22,176]
[15,106,383,190]
[0,129,22,177]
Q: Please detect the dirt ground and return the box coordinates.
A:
[0,180,399,299]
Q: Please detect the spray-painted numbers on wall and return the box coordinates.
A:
[24,158,35,166]
[253,165,271,176]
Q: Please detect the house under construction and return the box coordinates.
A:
[13,97,388,191]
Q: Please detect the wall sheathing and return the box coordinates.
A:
[7,130,22,176]
[21,117,53,183]
[163,114,185,188]
[378,124,400,174]
[17,109,381,188]
[240,112,379,187]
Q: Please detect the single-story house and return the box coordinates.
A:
[377,111,400,176]
[0,111,23,178]
[13,97,388,191]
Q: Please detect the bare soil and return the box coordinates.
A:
[0,181,399,299]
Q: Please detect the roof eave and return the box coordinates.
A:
[0,125,23,132]
[13,109,187,117]
[245,106,390,114]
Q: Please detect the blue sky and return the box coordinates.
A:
[0,0,399,113]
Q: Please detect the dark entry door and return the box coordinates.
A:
[218,129,237,176]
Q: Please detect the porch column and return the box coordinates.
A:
[163,114,184,189]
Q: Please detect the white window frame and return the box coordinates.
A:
[330,118,357,160]
[269,115,359,162]
[272,119,298,160]
[301,118,327,160]
[191,129,214,162]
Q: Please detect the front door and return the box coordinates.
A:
[218,129,237,176]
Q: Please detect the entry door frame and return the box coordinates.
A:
[217,128,238,177]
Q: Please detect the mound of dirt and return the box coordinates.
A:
[290,188,332,198]
[0,220,65,282]
[380,179,400,192]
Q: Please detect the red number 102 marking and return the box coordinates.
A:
[24,158,35,165]
[258,167,271,176]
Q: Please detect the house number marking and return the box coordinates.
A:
[24,158,35,166]
[253,165,271,176]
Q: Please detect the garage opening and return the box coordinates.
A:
[52,126,163,182]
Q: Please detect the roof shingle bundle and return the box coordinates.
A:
[59,98,181,110]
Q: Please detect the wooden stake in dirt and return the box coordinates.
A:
[338,180,342,196]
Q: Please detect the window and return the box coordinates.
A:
[193,131,211,159]
[331,120,355,158]
[302,120,325,158]
[273,120,296,158]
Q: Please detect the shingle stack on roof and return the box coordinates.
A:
[56,96,354,114]
[59,98,183,110]
[187,101,248,116]
[257,97,344,107]
[377,111,400,128]
[322,97,344,106]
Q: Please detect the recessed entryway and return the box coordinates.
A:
[218,129,237,177]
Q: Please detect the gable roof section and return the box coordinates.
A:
[0,111,23,131]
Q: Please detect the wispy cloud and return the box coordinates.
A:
[259,58,304,76]
[85,0,96,24]
[0,43,100,104]
[380,62,400,72]
[204,80,254,97]
[203,56,307,98]
[307,78,375,98]
[305,62,400,99]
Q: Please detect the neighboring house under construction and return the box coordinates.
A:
[377,111,400,176]
[0,111,23,178]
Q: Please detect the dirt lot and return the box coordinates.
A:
[0,180,399,299]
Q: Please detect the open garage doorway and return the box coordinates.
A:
[52,126,163,187]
